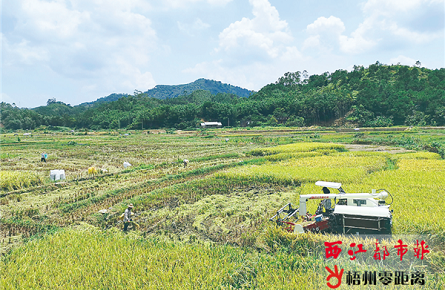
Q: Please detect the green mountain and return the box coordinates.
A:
[78,93,129,108]
[144,78,253,99]
[78,78,253,107]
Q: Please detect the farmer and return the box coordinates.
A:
[123,204,134,231]
[41,152,47,162]
[183,159,189,168]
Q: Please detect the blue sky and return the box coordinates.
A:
[2,0,444,108]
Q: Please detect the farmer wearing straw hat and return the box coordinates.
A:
[123,204,134,232]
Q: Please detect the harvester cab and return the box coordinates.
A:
[270,181,393,235]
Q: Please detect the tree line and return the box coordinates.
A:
[1,62,444,131]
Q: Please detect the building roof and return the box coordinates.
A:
[201,122,222,126]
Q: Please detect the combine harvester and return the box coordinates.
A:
[270,181,393,235]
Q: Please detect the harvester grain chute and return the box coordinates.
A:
[270,181,393,235]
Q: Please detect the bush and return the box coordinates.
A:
[423,142,445,159]
[266,116,278,126]
[285,116,305,127]
[365,116,394,127]
[405,111,429,126]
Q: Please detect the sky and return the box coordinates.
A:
[1,0,444,108]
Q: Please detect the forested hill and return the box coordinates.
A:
[1,63,444,130]
[142,78,253,99]
[78,78,253,107]
[78,93,129,107]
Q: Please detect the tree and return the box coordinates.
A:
[285,116,304,127]
[345,105,375,126]
[276,72,301,87]
[6,118,22,130]
[273,107,288,123]
[47,98,57,105]
[266,115,278,126]
[22,117,36,129]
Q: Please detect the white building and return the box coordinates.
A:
[200,122,222,128]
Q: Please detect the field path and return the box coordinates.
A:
[344,144,415,153]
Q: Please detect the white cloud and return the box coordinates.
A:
[304,16,375,54]
[362,0,443,42]
[218,0,292,58]
[306,16,345,35]
[380,19,443,43]
[338,18,377,54]
[304,0,442,55]
[20,0,90,39]
[3,0,159,98]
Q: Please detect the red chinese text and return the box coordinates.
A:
[325,241,342,259]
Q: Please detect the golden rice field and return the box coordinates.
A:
[217,155,387,185]
[0,171,43,191]
[398,158,445,171]
[0,130,444,289]
[0,225,326,289]
[265,151,322,161]
[248,142,346,156]
[396,152,442,160]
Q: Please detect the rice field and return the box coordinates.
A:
[0,128,444,289]
[217,155,387,185]
[0,225,325,289]
[248,142,346,156]
[0,171,43,191]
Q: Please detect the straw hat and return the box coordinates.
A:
[128,203,134,208]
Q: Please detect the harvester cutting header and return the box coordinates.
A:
[270,181,393,235]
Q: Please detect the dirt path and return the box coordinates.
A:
[344,144,415,153]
